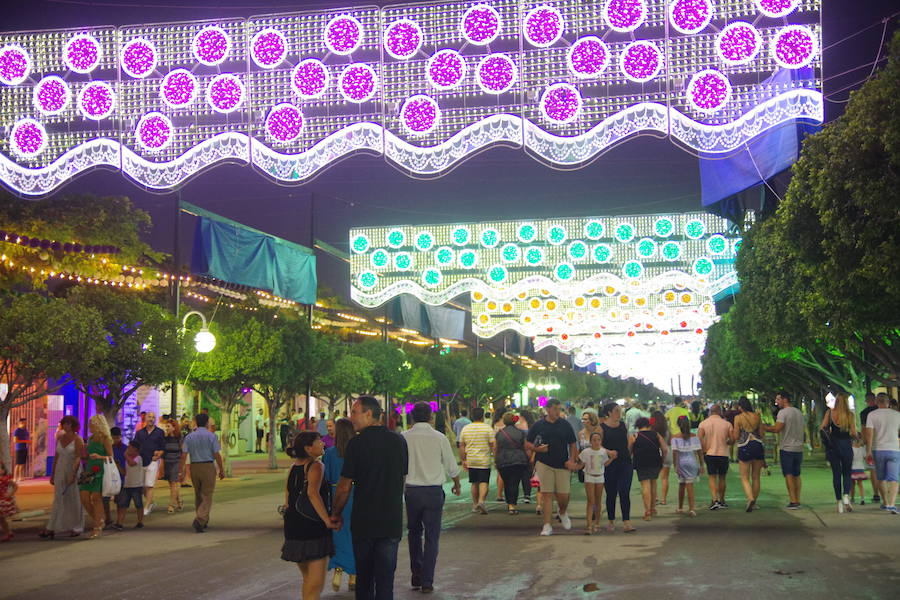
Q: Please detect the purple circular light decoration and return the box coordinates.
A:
[206,73,245,113]
[426,49,467,90]
[251,28,288,69]
[291,59,330,99]
[77,81,115,120]
[567,36,609,79]
[603,0,647,33]
[9,119,47,158]
[324,15,363,56]
[121,38,157,79]
[63,34,101,74]
[754,0,800,19]
[668,0,714,35]
[523,6,564,48]
[33,76,71,115]
[476,53,517,95]
[461,4,502,46]
[619,40,663,83]
[135,112,173,152]
[400,94,440,135]
[339,63,377,103]
[0,45,31,86]
[384,19,423,60]
[159,69,198,108]
[685,69,731,114]
[192,25,230,66]
[716,22,762,66]
[771,25,818,69]
[539,83,582,124]
[264,103,305,144]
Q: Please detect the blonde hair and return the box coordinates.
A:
[89,414,112,445]
[831,394,852,430]
[582,411,599,428]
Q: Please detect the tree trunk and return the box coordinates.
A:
[267,405,279,471]
[0,404,10,473]
[219,407,233,478]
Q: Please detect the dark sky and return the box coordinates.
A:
[5,0,898,298]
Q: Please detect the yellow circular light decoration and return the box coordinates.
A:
[618,295,630,305]
[546,300,557,311]
[517,291,527,299]
[473,291,484,301]
[478,313,490,324]
[680,293,693,304]
[635,296,647,307]
[590,298,602,308]
[574,296,585,307]
[486,300,497,310]
[502,302,513,312]
[664,291,677,303]
[529,297,542,309]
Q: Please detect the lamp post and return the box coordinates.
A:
[182,310,216,353]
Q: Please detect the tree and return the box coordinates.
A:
[462,354,513,404]
[401,362,436,399]
[349,340,412,399]
[315,353,374,415]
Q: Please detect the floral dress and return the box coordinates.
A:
[0,474,18,518]
[78,438,107,493]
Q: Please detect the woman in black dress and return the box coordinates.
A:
[281,431,337,600]
[630,417,668,521]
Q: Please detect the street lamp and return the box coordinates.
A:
[182,310,216,353]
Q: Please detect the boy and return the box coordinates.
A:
[102,427,128,526]
[113,441,146,530]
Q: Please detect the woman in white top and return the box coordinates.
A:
[39,416,85,539]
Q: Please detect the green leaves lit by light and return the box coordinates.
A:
[584,220,604,240]
[435,246,454,265]
[661,241,681,261]
[422,268,442,287]
[480,228,500,248]
[654,217,674,238]
[394,252,412,271]
[517,223,536,242]
[351,234,369,254]
[637,237,657,258]
[546,225,567,245]
[452,226,470,246]
[387,228,406,248]
[567,240,587,261]
[693,257,714,276]
[488,265,508,283]
[706,234,727,255]
[684,220,705,239]
[525,246,544,265]
[615,223,635,243]
[554,262,575,281]
[358,271,378,289]
[500,243,520,263]
[415,231,434,251]
[370,249,389,268]
[623,260,643,279]
[592,243,612,263]
[458,249,478,268]
[732,238,742,254]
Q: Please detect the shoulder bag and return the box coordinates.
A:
[293,462,332,522]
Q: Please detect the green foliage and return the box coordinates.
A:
[316,353,374,408]
[348,339,411,397]
[402,365,436,398]
[462,354,513,401]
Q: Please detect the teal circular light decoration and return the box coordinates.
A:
[592,243,612,263]
[351,234,369,254]
[370,249,389,268]
[567,240,587,261]
[706,234,727,255]
[693,256,714,276]
[661,241,681,261]
[488,265,508,283]
[394,252,413,271]
[480,228,500,248]
[623,260,644,279]
[555,262,575,281]
[525,246,544,265]
[517,223,536,242]
[732,238,743,253]
[358,271,377,289]
[584,220,604,240]
[458,249,478,268]
[387,228,406,248]
[435,246,454,265]
[546,225,567,246]
[684,219,705,239]
[422,268,442,287]
[415,231,434,251]
[615,223,635,243]
[500,243,520,263]
[637,237,657,258]
[452,226,470,246]
[654,217,674,238]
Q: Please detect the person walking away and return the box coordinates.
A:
[79,415,113,539]
[495,412,529,516]
[579,431,614,533]
[492,408,507,502]
[518,409,536,504]
[601,404,635,533]
[279,411,293,452]
[331,396,408,600]
[459,407,494,514]
[179,413,225,532]
[452,410,471,448]
[724,403,741,463]
[764,392,805,509]
[650,410,672,505]
[402,402,462,593]
[863,393,900,514]
[39,417,84,539]
[162,419,183,513]
[625,402,650,436]
[672,416,703,516]
[630,417,668,521]
[12,418,29,482]
[100,427,127,526]
[113,441,145,529]
[851,436,868,504]
[859,393,880,503]
[665,398,690,439]
[698,405,734,510]
[733,397,766,512]
[134,411,165,515]
[526,398,579,536]
[0,461,19,541]
[323,418,357,592]
[820,393,857,513]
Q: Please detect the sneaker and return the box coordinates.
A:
[143,503,155,516]
[837,500,844,514]
[192,519,204,533]
[842,494,851,506]
[880,504,888,511]
[477,503,488,515]
[411,575,421,590]
[471,507,480,513]
[559,512,572,530]
[860,499,866,506]
[421,586,434,594]
[523,497,531,504]
[540,524,553,536]
[888,506,898,515]
[111,523,124,531]
[786,503,801,510]
[719,501,729,508]
[872,495,881,503]
[708,501,721,511]
[134,522,144,529]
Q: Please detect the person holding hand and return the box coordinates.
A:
[526,399,579,536]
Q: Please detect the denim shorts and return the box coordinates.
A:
[780,450,803,477]
[116,487,144,509]
[874,450,900,483]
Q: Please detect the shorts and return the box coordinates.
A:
[116,487,144,509]
[874,450,900,483]
[15,448,27,465]
[705,456,729,476]
[851,469,867,480]
[779,450,803,477]
[534,461,571,494]
[143,460,160,488]
[583,473,604,484]
[738,440,765,462]
[467,468,491,484]
[636,467,661,482]
[256,429,264,440]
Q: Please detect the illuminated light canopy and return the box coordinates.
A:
[339,63,378,103]
[78,81,116,120]
[435,246,454,264]
[461,4,502,46]
[488,265,508,283]
[395,252,413,271]
[387,228,406,248]
[384,18,423,60]
[206,73,244,113]
[771,25,818,69]
[555,262,575,281]
[160,69,198,108]
[716,22,762,66]
[692,256,714,276]
[10,119,47,158]
[192,25,230,66]
[264,103,305,144]
[684,219,705,239]
[120,38,157,79]
[400,94,440,135]
[567,36,610,79]
[523,5,564,48]
[603,0,647,33]
[661,241,681,261]
[668,0,714,35]
[620,40,663,83]
[0,45,31,86]
[754,0,800,19]
[452,227,470,246]
[539,83,582,125]
[623,260,644,279]
[358,271,378,289]
[546,225,567,246]
[459,249,478,268]
[584,220,604,239]
[501,243,520,263]
[525,246,545,265]
[292,59,330,99]
[593,243,612,263]
[351,234,370,254]
[517,223,537,243]
[614,223,635,243]
[415,231,435,251]
[636,237,657,258]
[654,217,674,237]
[325,15,363,56]
[706,234,727,255]
[477,53,517,95]
[422,268,442,287]
[251,28,288,69]
[63,34,101,74]
[568,240,587,261]
[426,49,467,90]
[480,228,500,248]
[135,112,173,152]
[686,69,732,114]
[33,76,71,115]
[371,249,389,267]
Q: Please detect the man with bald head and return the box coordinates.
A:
[698,404,734,510]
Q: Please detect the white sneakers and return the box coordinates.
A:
[540,524,553,536]
[842,494,853,512]
[559,512,572,530]
[837,500,844,514]
[143,503,155,516]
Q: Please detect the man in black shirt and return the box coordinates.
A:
[526,398,578,536]
[332,396,408,600]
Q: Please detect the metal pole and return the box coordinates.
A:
[171,191,181,415]
[305,192,315,422]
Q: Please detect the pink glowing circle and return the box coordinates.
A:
[192,25,230,66]
[251,28,288,69]
[10,119,47,158]
[33,76,71,115]
[603,0,647,33]
[461,4,502,46]
[325,15,363,56]
[426,49,467,90]
[384,19,422,60]
[291,59,329,99]
[477,53,517,94]
[121,38,157,79]
[77,81,115,120]
[771,25,818,69]
[63,34,101,74]
[400,94,440,135]
[668,0,714,35]
[685,69,732,114]
[160,69,198,108]
[754,0,800,18]
[135,112,173,152]
[0,45,30,86]
[716,22,762,66]
[265,103,305,144]
[567,36,609,79]
[620,40,663,83]
[540,83,582,124]
[339,63,377,103]
[523,6,564,48]
[206,73,244,113]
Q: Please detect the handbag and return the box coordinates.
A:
[102,457,122,497]
[293,462,332,522]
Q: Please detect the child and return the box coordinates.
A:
[578,431,615,534]
[851,436,868,505]
[0,461,19,542]
[113,441,145,530]
[672,416,703,516]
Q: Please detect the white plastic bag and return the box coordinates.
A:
[102,457,122,497]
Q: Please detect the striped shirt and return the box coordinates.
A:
[459,422,494,469]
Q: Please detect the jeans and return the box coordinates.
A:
[604,460,633,521]
[826,438,853,500]
[522,470,531,499]
[352,535,400,600]
[405,486,444,588]
[498,464,527,506]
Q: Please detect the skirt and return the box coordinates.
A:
[851,469,867,480]
[281,536,335,563]
[162,460,180,482]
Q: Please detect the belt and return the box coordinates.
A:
[192,460,214,463]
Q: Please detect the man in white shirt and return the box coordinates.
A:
[402,402,461,594]
[864,393,900,514]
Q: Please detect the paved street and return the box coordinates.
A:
[1,455,898,600]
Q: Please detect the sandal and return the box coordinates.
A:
[508,508,519,515]
[348,575,356,592]
[606,522,615,533]
[623,525,636,533]
[689,510,697,517]
[643,510,652,521]
[332,567,343,592]
[167,505,176,514]
[1,533,13,542]
[177,499,184,511]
